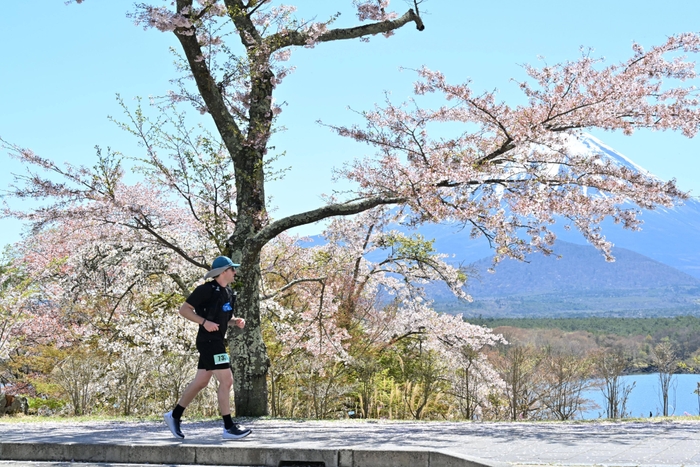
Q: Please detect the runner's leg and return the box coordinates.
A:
[179,369,213,407]
[213,368,233,415]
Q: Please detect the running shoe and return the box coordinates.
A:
[164,411,184,439]
[222,423,251,440]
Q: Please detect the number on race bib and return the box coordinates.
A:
[213,353,230,364]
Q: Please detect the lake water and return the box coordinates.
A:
[580,373,700,419]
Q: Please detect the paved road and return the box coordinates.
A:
[1,418,700,466]
[0,464,235,467]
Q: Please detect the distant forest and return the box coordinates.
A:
[469,315,700,373]
[469,315,700,337]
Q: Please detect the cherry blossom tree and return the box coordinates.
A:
[0,250,38,388]
[4,1,700,416]
[258,210,505,418]
[0,159,215,412]
[6,0,427,416]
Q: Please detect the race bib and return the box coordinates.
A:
[213,353,230,365]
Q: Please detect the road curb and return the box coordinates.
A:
[0,442,508,467]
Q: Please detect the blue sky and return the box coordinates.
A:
[2,1,700,247]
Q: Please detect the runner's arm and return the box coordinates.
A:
[179,302,218,331]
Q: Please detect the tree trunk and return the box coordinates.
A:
[229,251,270,416]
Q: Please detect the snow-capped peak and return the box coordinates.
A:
[575,133,653,176]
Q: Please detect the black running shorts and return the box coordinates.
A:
[196,339,231,370]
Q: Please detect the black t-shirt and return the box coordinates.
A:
[186,281,236,342]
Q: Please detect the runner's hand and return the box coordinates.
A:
[230,317,245,329]
[203,320,219,332]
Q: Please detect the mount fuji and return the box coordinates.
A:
[416,134,700,317]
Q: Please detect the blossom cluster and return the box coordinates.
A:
[330,36,699,264]
[353,0,398,22]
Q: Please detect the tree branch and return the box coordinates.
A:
[249,196,406,249]
[174,0,245,157]
[224,0,263,48]
[260,277,326,301]
[269,8,424,51]
[168,272,191,295]
[131,216,208,270]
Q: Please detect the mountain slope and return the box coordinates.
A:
[555,134,700,278]
[467,241,700,297]
[427,240,700,318]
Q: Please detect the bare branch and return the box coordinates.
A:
[269,8,424,51]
